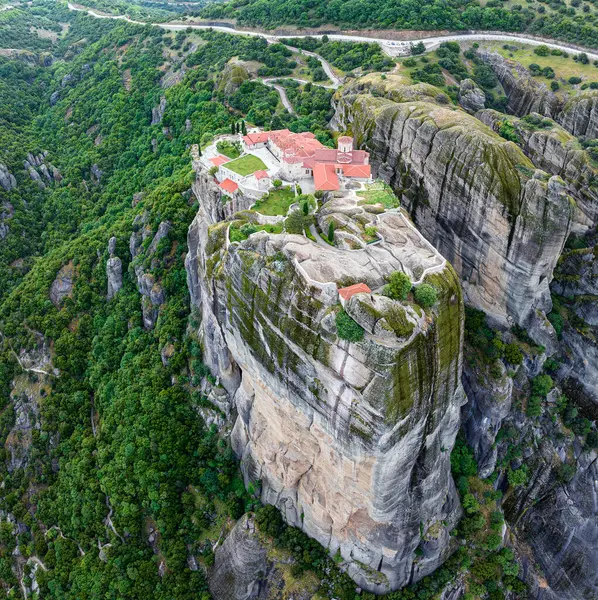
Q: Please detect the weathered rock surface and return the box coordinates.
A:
[151,96,167,125]
[333,79,573,344]
[0,163,17,191]
[478,51,598,138]
[217,61,249,96]
[462,359,512,478]
[477,51,561,118]
[106,236,122,301]
[477,110,598,232]
[186,166,465,593]
[502,416,598,600]
[209,514,316,600]
[551,245,598,404]
[24,152,61,189]
[49,261,75,307]
[458,78,485,113]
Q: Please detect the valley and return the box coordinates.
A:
[0,2,596,600]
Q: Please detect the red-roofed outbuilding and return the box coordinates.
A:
[218,178,239,194]
[254,170,270,180]
[338,283,372,306]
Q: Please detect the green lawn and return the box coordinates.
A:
[253,187,296,216]
[357,182,399,209]
[480,42,598,94]
[225,153,268,176]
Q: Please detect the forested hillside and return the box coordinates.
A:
[0,4,340,597]
[201,0,598,48]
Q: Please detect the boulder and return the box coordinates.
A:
[457,78,485,113]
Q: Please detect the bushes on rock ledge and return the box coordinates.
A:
[414,283,438,308]
[384,271,412,300]
[335,310,364,342]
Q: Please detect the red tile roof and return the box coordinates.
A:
[254,170,270,180]
[243,131,272,145]
[313,163,339,191]
[218,178,238,194]
[338,283,372,301]
[342,164,371,178]
[338,135,353,144]
[209,155,230,166]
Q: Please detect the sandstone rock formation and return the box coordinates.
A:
[106,236,122,300]
[333,78,573,348]
[186,165,465,593]
[457,78,485,113]
[0,163,17,191]
[49,261,75,307]
[478,50,598,138]
[151,96,167,125]
[477,110,598,231]
[209,514,316,600]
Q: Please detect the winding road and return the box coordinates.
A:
[67,2,598,62]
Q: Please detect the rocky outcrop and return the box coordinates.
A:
[0,163,17,191]
[333,81,573,345]
[49,261,75,307]
[217,61,249,96]
[24,152,61,189]
[501,413,598,600]
[186,181,465,592]
[478,51,598,138]
[477,51,561,118]
[477,110,598,232]
[462,360,513,478]
[551,245,598,404]
[106,236,122,300]
[151,96,167,125]
[558,92,598,139]
[457,78,485,114]
[135,267,164,329]
[209,514,316,600]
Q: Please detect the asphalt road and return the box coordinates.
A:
[67,2,598,62]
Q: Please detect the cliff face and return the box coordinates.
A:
[333,83,573,347]
[477,109,598,231]
[478,51,598,138]
[186,169,466,593]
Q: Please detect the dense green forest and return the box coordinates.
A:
[0,4,343,597]
[201,0,598,48]
[0,2,562,599]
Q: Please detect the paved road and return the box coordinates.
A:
[262,79,296,113]
[68,2,598,61]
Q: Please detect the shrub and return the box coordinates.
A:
[209,165,219,176]
[272,178,282,187]
[531,374,553,396]
[568,76,582,84]
[327,220,335,242]
[414,284,438,308]
[551,80,560,91]
[403,58,417,67]
[527,395,542,417]
[534,44,551,56]
[507,466,528,487]
[384,271,412,300]
[503,343,523,365]
[335,310,364,342]
[547,311,564,337]
[410,41,426,55]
